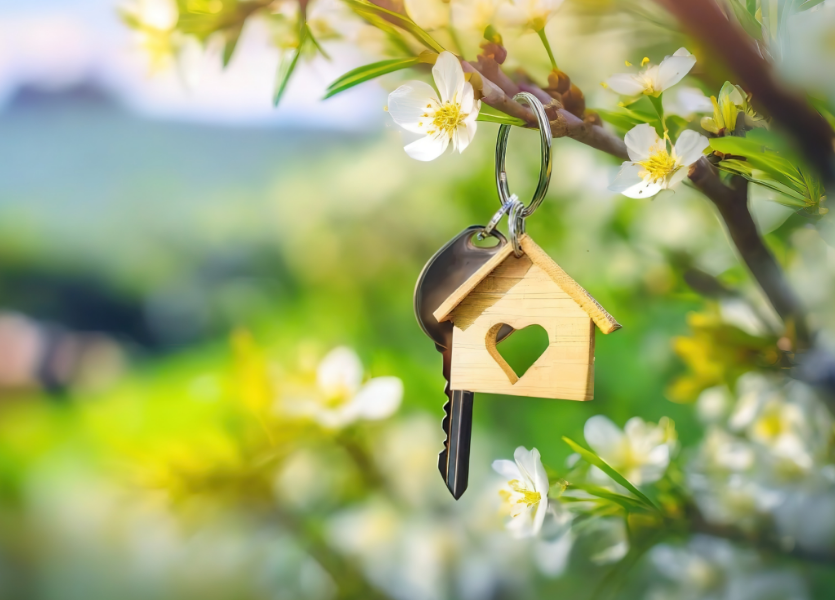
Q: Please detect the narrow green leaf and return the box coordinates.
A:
[709,136,806,190]
[305,24,331,60]
[324,57,421,99]
[648,93,664,122]
[593,108,645,131]
[274,28,308,107]
[222,26,243,67]
[569,482,650,511]
[730,0,764,41]
[476,111,526,127]
[562,436,658,510]
[342,0,444,53]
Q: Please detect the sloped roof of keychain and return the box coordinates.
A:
[433,92,621,402]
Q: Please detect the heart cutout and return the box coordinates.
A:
[488,323,550,383]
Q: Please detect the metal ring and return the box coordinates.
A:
[507,197,526,257]
[479,194,518,239]
[495,92,553,219]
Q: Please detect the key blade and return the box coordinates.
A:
[443,389,474,499]
[438,347,473,500]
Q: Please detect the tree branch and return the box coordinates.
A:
[463,57,628,160]
[689,158,811,349]
[655,0,835,188]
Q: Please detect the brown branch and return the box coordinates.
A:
[656,0,835,188]
[463,57,629,160]
[689,158,811,350]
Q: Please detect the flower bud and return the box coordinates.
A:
[479,41,507,64]
[561,83,585,117]
[547,69,571,94]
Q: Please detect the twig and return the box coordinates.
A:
[688,158,812,350]
[464,56,629,160]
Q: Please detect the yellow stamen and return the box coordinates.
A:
[641,56,650,66]
[625,60,632,67]
[637,150,678,182]
[432,102,467,138]
[508,479,542,507]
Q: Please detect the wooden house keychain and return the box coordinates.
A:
[414,93,621,499]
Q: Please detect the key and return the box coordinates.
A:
[414,226,511,499]
[438,345,474,499]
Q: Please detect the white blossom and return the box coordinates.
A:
[609,123,709,199]
[287,347,402,429]
[405,0,450,31]
[605,48,696,97]
[388,51,481,161]
[492,446,550,538]
[584,415,677,486]
[452,0,502,35]
[497,0,565,32]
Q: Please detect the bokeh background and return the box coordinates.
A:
[2,0,835,599]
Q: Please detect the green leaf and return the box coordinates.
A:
[569,482,650,511]
[709,136,805,189]
[730,0,764,41]
[324,57,421,99]
[342,0,444,53]
[222,25,243,68]
[273,27,308,107]
[562,436,659,510]
[594,108,646,132]
[648,93,664,122]
[476,111,526,127]
[306,24,331,60]
[666,115,690,140]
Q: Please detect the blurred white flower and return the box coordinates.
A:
[609,123,709,199]
[730,375,830,474]
[649,536,809,600]
[664,86,714,118]
[405,0,450,31]
[493,446,550,537]
[288,346,402,428]
[129,0,178,30]
[452,0,501,35]
[587,518,629,565]
[605,48,696,97]
[388,51,480,161]
[584,415,677,486]
[498,0,565,32]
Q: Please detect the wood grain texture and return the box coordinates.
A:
[433,242,516,324]
[518,235,621,335]
[448,253,596,400]
[435,234,621,335]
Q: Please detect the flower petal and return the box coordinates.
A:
[605,73,647,96]
[609,163,649,196]
[624,123,662,161]
[388,81,439,134]
[656,49,696,92]
[514,446,540,486]
[433,51,465,104]
[584,415,625,461]
[531,497,548,536]
[492,459,522,480]
[453,119,477,153]
[351,376,403,420]
[317,347,363,397]
[459,81,476,114]
[673,129,710,166]
[620,177,663,199]
[404,132,449,161]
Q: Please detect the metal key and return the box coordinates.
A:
[414,226,513,499]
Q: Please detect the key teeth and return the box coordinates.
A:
[438,395,452,479]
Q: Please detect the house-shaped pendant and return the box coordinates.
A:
[433,234,621,401]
